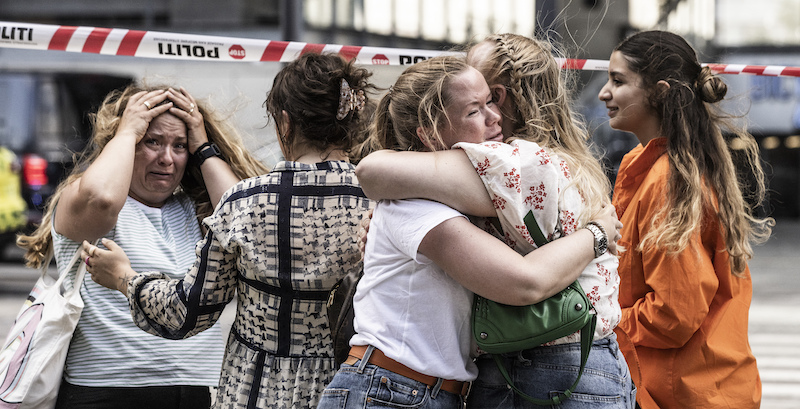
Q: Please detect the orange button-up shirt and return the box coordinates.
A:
[612,138,760,409]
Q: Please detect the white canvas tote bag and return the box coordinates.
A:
[0,244,91,409]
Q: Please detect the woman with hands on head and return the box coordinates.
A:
[598,30,774,409]
[317,54,625,409]
[16,84,266,408]
[82,53,374,408]
[352,34,635,408]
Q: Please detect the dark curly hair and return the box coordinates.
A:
[265,53,377,160]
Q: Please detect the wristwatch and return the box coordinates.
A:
[191,142,223,167]
[584,221,608,258]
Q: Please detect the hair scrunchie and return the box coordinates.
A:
[336,79,366,120]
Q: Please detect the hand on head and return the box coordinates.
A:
[165,87,208,153]
[119,90,173,143]
[119,87,208,150]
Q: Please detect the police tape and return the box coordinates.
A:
[2,20,800,77]
[0,21,447,66]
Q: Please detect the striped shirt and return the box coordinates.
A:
[52,194,224,387]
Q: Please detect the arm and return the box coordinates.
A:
[56,90,172,242]
[168,87,239,207]
[418,203,620,306]
[84,233,237,340]
[356,149,495,217]
[420,215,597,306]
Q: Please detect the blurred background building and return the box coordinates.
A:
[0,0,799,225]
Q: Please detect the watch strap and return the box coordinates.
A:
[585,221,608,258]
[191,142,223,167]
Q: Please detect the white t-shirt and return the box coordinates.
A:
[350,199,477,382]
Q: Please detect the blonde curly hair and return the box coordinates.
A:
[17,84,268,269]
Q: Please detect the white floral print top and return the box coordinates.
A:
[455,140,621,343]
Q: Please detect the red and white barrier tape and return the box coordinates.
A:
[2,21,800,77]
[0,21,446,66]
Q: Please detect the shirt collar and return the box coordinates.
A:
[616,138,667,189]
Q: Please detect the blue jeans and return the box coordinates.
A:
[467,334,636,409]
[317,350,465,409]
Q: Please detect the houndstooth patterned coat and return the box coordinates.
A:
[126,160,371,408]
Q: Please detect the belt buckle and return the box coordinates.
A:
[461,381,472,397]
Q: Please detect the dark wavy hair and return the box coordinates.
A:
[616,30,773,275]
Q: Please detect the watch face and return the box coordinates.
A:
[598,236,608,253]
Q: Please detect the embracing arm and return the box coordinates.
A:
[356,149,495,217]
[419,203,620,305]
[420,216,597,306]
[84,232,238,340]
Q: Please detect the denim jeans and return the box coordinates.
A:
[467,334,636,409]
[317,349,465,409]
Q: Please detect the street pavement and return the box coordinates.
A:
[744,219,800,408]
[2,220,799,406]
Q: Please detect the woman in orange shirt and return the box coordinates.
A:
[598,30,774,408]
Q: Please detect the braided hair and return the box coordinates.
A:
[467,33,611,226]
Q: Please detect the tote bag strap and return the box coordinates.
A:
[44,239,98,299]
[488,211,550,248]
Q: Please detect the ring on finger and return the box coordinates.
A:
[188,107,194,114]
[85,256,91,267]
[143,101,152,109]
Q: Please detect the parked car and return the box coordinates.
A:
[0,71,133,256]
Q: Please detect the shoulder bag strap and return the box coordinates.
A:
[491,314,596,405]
[489,210,596,405]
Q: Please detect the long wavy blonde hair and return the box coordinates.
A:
[17,84,268,269]
[468,33,612,225]
[615,30,773,276]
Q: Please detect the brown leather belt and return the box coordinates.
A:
[344,345,470,397]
